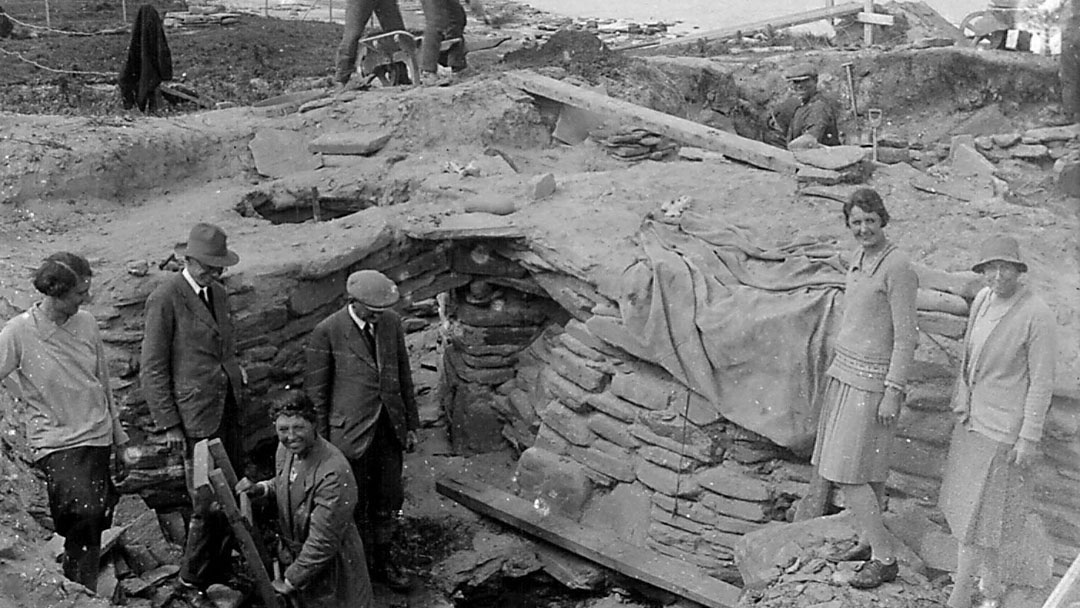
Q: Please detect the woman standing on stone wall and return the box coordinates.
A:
[0,252,128,591]
[812,188,919,589]
[939,235,1056,608]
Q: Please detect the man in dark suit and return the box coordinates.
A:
[306,269,418,590]
[140,223,244,608]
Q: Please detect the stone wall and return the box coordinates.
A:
[95,224,1080,579]
[503,312,1080,580]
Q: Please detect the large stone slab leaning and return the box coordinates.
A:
[308,130,393,156]
[792,145,869,170]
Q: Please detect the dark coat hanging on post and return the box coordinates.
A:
[118,5,172,112]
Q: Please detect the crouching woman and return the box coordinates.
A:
[238,391,374,608]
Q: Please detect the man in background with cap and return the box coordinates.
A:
[306,269,418,591]
[767,63,840,150]
[140,222,245,608]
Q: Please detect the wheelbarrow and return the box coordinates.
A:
[356,30,464,86]
[958,0,1056,49]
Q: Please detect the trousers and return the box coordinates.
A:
[179,389,243,588]
[349,409,404,548]
[419,0,466,73]
[335,0,406,83]
[38,445,117,592]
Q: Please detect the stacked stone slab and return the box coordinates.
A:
[440,241,566,454]
[598,128,679,162]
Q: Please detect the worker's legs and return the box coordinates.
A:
[443,0,467,72]
[336,0,379,84]
[371,0,405,34]
[418,0,447,74]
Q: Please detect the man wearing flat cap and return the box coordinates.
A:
[306,269,418,591]
[768,63,840,150]
[140,222,245,608]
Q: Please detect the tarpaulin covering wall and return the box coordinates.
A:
[588,211,848,452]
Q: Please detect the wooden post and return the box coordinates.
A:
[44,0,51,28]
[863,0,873,46]
[328,0,332,22]
[264,0,268,18]
[208,470,281,608]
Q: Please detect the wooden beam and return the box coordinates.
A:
[505,71,799,174]
[856,11,894,26]
[863,0,874,46]
[208,470,281,608]
[193,440,212,496]
[436,474,742,608]
[620,2,862,52]
[1043,550,1080,608]
[207,439,271,568]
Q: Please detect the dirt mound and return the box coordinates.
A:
[503,29,631,83]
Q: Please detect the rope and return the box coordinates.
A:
[3,12,125,36]
[0,45,115,78]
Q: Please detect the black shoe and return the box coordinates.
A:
[850,559,899,589]
[825,542,872,563]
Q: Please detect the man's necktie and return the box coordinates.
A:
[200,288,216,320]
[363,324,377,363]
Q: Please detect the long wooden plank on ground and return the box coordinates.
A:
[505,70,798,174]
[620,2,862,52]
[208,469,280,608]
[436,474,741,608]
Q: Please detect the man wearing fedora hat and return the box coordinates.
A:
[140,222,245,606]
[306,269,418,591]
[767,63,840,150]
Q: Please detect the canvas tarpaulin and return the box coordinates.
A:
[587,211,847,452]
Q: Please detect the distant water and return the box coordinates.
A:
[517,0,989,33]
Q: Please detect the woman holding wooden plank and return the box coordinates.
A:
[237,391,374,608]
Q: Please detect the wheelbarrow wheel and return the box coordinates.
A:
[959,10,999,47]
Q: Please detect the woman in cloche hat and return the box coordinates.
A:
[939,235,1057,608]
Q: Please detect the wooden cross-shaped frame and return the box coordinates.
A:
[193,438,281,608]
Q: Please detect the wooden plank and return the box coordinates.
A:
[1043,549,1080,608]
[436,474,741,608]
[506,71,798,174]
[620,2,862,52]
[192,439,212,498]
[856,11,894,26]
[208,469,281,608]
[207,439,270,571]
[863,0,874,46]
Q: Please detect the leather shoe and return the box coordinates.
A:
[850,559,898,589]
[825,542,871,563]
